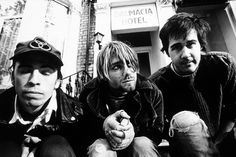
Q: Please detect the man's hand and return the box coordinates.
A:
[103,110,130,131]
[103,110,135,150]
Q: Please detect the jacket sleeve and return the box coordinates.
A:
[149,84,164,145]
[221,53,236,122]
[136,82,164,146]
[78,83,107,149]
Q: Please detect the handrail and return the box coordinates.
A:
[62,70,92,80]
[63,70,92,97]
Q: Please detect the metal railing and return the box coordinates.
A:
[62,70,92,97]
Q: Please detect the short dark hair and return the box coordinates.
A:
[160,12,211,56]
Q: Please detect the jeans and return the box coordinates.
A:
[88,136,159,157]
[35,135,76,157]
[0,135,76,157]
[168,111,219,157]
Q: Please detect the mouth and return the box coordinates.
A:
[122,78,134,83]
[22,91,43,98]
[181,59,194,65]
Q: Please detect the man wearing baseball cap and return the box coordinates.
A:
[0,37,83,157]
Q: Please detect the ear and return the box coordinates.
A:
[55,79,61,89]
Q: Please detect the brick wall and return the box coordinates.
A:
[77,0,96,78]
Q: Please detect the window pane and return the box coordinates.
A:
[0,18,22,69]
[44,0,69,54]
[0,0,26,17]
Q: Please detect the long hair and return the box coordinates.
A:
[160,12,211,56]
[96,41,139,80]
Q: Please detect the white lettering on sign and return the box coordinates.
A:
[128,8,153,16]
[111,4,159,33]
[123,17,147,25]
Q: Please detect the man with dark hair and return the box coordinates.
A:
[0,37,83,157]
[79,41,164,157]
[150,12,236,157]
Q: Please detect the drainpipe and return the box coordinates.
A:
[85,0,93,72]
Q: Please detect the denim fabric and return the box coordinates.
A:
[131,136,160,157]
[88,137,159,157]
[88,138,117,157]
[169,111,219,157]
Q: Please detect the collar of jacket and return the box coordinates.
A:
[0,87,82,124]
[85,74,155,119]
[56,88,83,123]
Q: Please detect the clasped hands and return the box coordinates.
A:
[103,110,135,150]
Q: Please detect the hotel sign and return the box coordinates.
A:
[111,3,159,34]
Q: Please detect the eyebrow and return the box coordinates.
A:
[110,60,123,66]
[170,39,197,49]
[18,63,56,69]
[170,43,182,49]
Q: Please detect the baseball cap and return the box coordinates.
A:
[10,37,63,66]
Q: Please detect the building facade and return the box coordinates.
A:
[93,0,173,78]
[1,0,236,96]
[91,0,236,78]
[0,0,82,95]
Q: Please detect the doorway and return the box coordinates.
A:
[115,32,152,77]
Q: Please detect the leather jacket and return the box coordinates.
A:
[0,87,83,156]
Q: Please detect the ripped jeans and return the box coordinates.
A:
[168,111,219,157]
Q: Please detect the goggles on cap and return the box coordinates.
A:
[29,37,52,51]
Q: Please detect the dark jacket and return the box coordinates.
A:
[79,74,164,150]
[0,87,83,156]
[150,51,236,138]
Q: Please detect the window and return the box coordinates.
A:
[43,0,70,56]
[0,0,26,69]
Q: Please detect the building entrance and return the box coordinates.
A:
[115,31,152,77]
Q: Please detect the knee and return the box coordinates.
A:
[169,111,208,137]
[88,139,117,157]
[0,140,21,157]
[171,111,201,127]
[133,137,152,149]
[132,137,158,157]
[36,135,75,157]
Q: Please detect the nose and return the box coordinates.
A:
[28,70,41,85]
[181,46,191,58]
[123,64,134,76]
